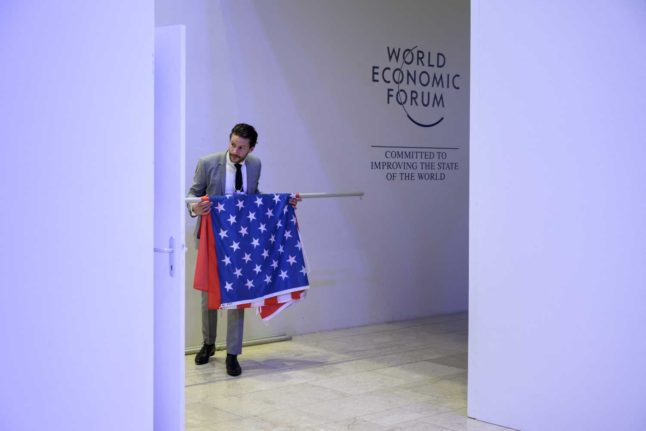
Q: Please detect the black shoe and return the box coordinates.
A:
[195,343,215,365]
[226,354,242,376]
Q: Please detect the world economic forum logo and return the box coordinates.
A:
[371,45,462,128]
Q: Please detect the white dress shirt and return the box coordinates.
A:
[224,151,248,194]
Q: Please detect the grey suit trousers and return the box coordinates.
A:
[201,292,244,355]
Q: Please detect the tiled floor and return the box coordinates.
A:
[185,313,512,430]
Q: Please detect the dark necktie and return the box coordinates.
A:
[234,163,243,192]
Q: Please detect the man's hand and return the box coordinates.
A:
[191,201,212,215]
[289,193,302,209]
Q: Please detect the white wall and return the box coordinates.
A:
[469,1,646,430]
[156,0,470,349]
[0,2,155,430]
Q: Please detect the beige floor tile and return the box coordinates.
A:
[304,417,391,430]
[246,343,349,366]
[292,358,388,378]
[185,382,221,404]
[184,402,242,424]
[295,392,411,421]
[194,369,311,398]
[294,320,421,342]
[371,346,466,366]
[183,313,488,430]
[308,369,410,395]
[426,374,469,398]
[204,389,291,417]
[200,381,344,414]
[255,407,332,428]
[428,394,468,411]
[269,382,347,404]
[387,419,454,430]
[207,416,284,431]
[227,381,348,410]
[367,387,439,405]
[275,349,463,383]
[300,336,405,357]
[427,353,468,370]
[420,410,513,431]
[359,401,452,427]
[402,373,468,401]
[372,360,465,384]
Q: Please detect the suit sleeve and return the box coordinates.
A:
[254,159,262,194]
[186,158,207,216]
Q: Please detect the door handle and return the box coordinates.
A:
[154,236,175,277]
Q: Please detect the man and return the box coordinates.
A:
[187,123,261,377]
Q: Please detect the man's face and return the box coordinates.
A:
[228,134,254,164]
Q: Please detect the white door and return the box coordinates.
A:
[154,25,186,431]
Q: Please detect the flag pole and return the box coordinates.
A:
[185,192,364,204]
[297,192,364,199]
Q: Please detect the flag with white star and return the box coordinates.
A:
[193,193,309,320]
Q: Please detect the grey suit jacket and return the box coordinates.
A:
[187,151,262,238]
[187,151,261,198]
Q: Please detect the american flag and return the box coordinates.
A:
[194,193,309,320]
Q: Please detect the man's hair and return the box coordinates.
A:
[230,123,258,147]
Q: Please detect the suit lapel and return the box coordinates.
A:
[214,153,226,195]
